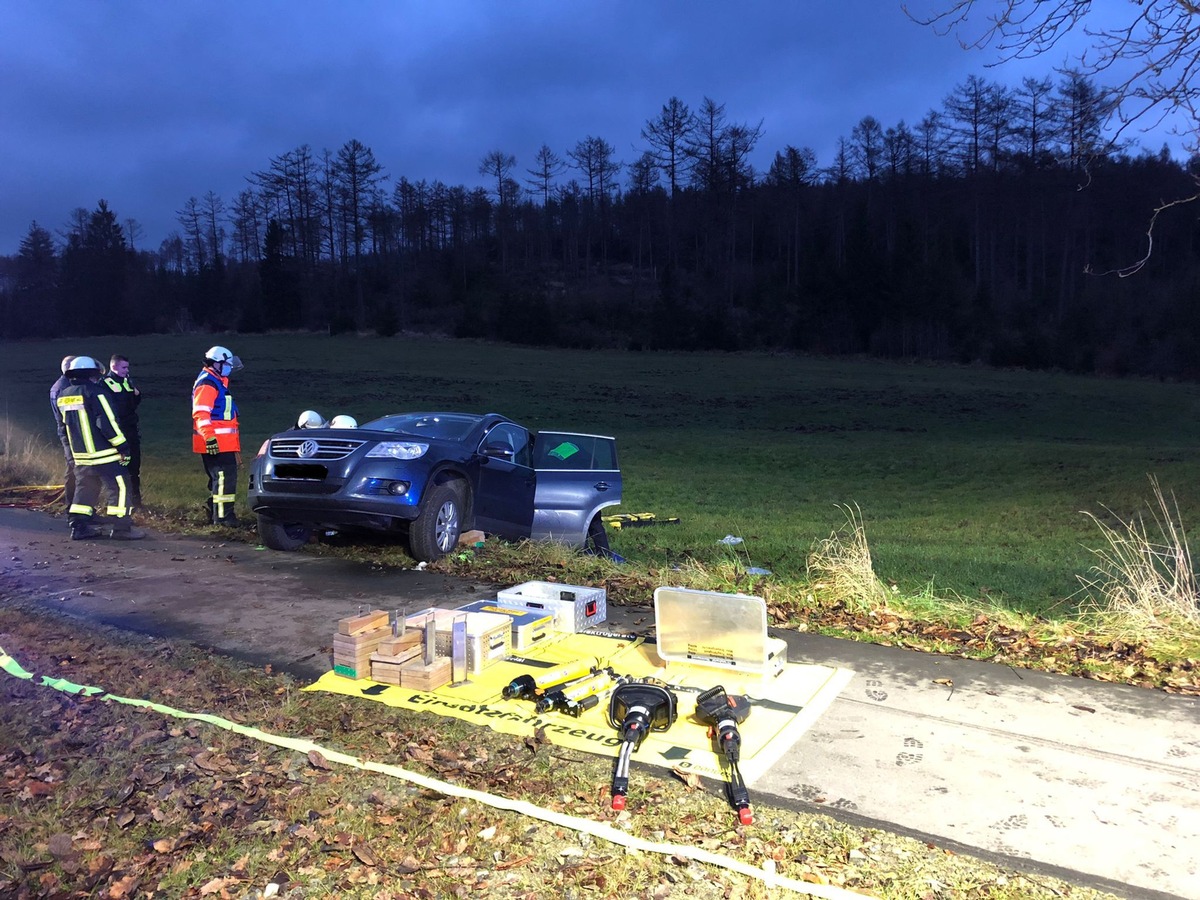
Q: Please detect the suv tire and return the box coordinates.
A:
[257,515,313,551]
[409,481,464,562]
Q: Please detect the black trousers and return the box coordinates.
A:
[124,433,142,506]
[201,451,239,523]
[59,437,75,509]
[69,461,132,528]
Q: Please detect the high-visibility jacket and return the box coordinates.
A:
[191,367,240,453]
[56,380,127,466]
[102,374,141,429]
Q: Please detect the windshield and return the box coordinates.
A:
[362,413,482,441]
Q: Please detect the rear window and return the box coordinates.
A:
[363,413,481,441]
[533,434,617,470]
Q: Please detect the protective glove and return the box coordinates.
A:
[205,437,220,455]
[118,455,131,467]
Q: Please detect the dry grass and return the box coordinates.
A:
[0,419,60,489]
[1079,477,1200,632]
[806,504,890,614]
[0,604,1122,900]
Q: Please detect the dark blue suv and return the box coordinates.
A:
[247,411,621,562]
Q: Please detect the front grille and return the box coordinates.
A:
[269,438,364,461]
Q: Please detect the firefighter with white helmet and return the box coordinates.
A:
[329,414,358,428]
[192,345,244,526]
[49,355,78,510]
[55,356,144,540]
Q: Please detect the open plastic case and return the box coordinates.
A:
[652,587,789,678]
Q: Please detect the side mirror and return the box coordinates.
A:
[484,442,514,461]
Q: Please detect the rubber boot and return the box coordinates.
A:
[108,522,146,540]
[70,521,103,541]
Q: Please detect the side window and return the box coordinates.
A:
[484,423,532,468]
[534,434,618,470]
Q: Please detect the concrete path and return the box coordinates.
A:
[1,507,1196,899]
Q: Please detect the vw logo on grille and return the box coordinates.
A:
[298,440,319,459]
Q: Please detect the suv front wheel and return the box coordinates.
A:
[408,481,464,562]
[257,515,313,551]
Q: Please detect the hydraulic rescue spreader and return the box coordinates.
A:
[695,685,754,824]
[607,681,678,811]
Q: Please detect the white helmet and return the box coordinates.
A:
[204,345,243,375]
[65,356,103,379]
[297,410,326,429]
[60,355,77,374]
[329,415,358,429]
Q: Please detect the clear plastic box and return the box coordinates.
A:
[652,587,788,677]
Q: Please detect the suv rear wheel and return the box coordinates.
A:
[585,515,612,558]
[257,515,313,551]
[408,481,464,562]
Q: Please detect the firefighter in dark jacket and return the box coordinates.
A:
[50,355,77,510]
[103,354,142,508]
[56,356,145,540]
[191,345,244,526]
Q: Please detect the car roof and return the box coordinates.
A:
[359,411,514,439]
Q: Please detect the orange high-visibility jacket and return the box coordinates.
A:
[191,366,241,453]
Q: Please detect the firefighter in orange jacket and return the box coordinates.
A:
[192,345,244,526]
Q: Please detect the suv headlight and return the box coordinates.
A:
[366,441,429,460]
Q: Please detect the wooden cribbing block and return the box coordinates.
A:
[378,629,422,655]
[399,656,452,690]
[370,646,423,684]
[333,627,389,652]
[333,662,369,680]
[338,609,390,636]
[332,626,390,680]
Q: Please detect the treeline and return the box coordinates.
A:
[4,74,1200,378]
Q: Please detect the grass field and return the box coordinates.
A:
[5,333,1200,622]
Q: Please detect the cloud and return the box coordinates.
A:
[0,0,1177,252]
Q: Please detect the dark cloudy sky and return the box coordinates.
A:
[1,1,1175,254]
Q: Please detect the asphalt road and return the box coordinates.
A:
[1,506,1197,900]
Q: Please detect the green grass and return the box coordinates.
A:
[6,333,1200,620]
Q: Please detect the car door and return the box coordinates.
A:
[474,422,536,539]
[531,431,622,545]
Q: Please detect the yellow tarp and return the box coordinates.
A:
[306,632,853,785]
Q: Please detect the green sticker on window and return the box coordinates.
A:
[548,441,580,461]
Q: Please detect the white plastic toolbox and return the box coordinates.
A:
[404,607,511,674]
[495,581,607,633]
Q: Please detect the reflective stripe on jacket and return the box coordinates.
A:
[191,367,240,453]
[57,382,126,466]
[102,375,140,427]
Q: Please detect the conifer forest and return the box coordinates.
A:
[5,78,1200,379]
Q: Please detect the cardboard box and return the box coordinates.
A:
[496,581,606,633]
[404,607,510,674]
[455,600,553,651]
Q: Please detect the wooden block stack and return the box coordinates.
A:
[399,656,452,690]
[369,647,423,684]
[333,609,390,679]
[378,627,423,657]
